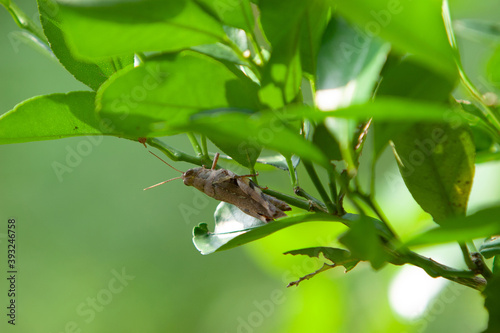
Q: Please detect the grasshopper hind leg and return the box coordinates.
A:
[240,207,271,223]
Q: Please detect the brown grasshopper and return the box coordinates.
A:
[145,152,291,222]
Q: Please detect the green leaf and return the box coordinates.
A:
[202,109,262,168]
[281,98,466,123]
[391,121,475,223]
[175,98,465,169]
[471,125,494,153]
[195,0,254,32]
[257,49,301,109]
[54,0,226,58]
[476,151,500,164]
[224,26,249,52]
[483,273,500,332]
[192,202,348,255]
[406,206,500,247]
[494,257,500,275]
[376,58,456,101]
[284,247,360,272]
[188,98,468,167]
[38,0,133,90]
[330,0,457,80]
[459,101,491,125]
[487,45,500,90]
[450,104,495,158]
[373,57,457,159]
[480,236,500,259]
[210,138,261,169]
[183,110,330,168]
[256,154,300,171]
[315,17,390,170]
[312,123,342,161]
[338,216,391,270]
[0,91,109,144]
[191,27,254,77]
[6,31,53,58]
[96,51,261,136]
[258,0,316,107]
[316,17,390,101]
[298,0,330,76]
[96,47,330,167]
[191,42,246,66]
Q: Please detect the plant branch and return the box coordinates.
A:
[359,195,487,289]
[459,242,476,271]
[471,252,493,280]
[263,188,322,212]
[302,161,336,214]
[465,242,493,279]
[467,240,478,252]
[398,250,487,291]
[148,138,203,166]
[2,0,46,43]
[150,138,486,290]
[350,189,487,290]
[200,134,209,159]
[249,163,258,185]
[308,77,317,106]
[293,186,328,212]
[326,168,340,213]
[355,192,398,240]
[285,155,298,187]
[187,133,203,156]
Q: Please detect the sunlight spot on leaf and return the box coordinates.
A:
[270,63,287,82]
[315,82,357,111]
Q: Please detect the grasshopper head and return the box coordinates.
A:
[182,168,199,186]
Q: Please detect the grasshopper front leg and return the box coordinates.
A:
[236,173,259,178]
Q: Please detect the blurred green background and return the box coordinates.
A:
[0,1,499,332]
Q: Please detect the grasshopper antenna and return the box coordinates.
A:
[148,151,183,173]
[144,177,183,190]
[144,151,184,190]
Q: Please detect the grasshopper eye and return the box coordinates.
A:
[183,169,195,186]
